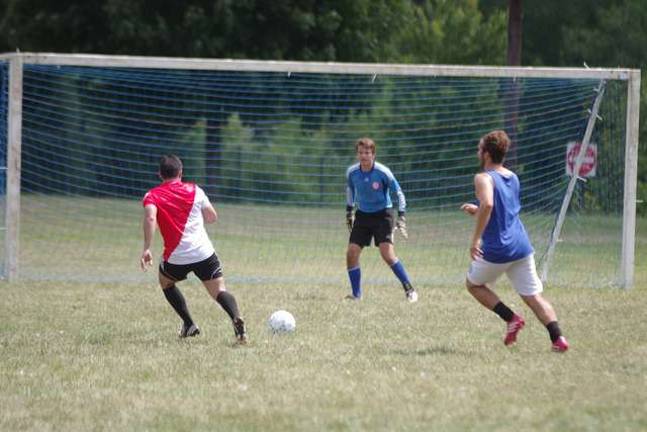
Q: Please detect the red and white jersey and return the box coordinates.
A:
[142,180,215,265]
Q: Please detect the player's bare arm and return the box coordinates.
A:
[202,202,218,224]
[469,173,494,260]
[141,204,157,271]
[460,203,478,215]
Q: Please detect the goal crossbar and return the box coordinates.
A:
[0,52,636,80]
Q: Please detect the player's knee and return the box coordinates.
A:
[160,282,176,290]
[381,253,397,266]
[378,245,396,262]
[520,293,544,307]
[466,279,482,292]
[347,245,361,259]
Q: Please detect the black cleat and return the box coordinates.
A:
[233,317,247,345]
[179,323,200,338]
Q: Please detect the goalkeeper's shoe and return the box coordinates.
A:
[233,317,248,345]
[551,336,569,353]
[403,282,418,303]
[503,314,525,346]
[179,323,200,338]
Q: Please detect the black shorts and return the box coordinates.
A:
[159,253,223,282]
[349,209,395,247]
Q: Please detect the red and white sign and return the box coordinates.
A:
[566,141,597,177]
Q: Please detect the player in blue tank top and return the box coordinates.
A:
[480,170,533,263]
[345,137,417,302]
[460,130,569,352]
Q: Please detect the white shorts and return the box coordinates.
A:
[466,254,543,296]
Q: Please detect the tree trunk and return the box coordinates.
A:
[507,0,522,66]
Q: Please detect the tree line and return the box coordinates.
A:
[1,0,646,212]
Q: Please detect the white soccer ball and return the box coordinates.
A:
[268,310,296,334]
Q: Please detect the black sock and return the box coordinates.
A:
[546,321,562,343]
[163,285,194,326]
[493,301,514,322]
[216,291,240,321]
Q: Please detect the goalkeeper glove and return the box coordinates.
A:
[396,213,408,239]
[346,209,354,232]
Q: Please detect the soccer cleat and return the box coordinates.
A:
[403,282,418,303]
[503,314,525,346]
[406,290,418,303]
[344,294,361,301]
[551,336,569,353]
[233,317,248,345]
[179,323,200,338]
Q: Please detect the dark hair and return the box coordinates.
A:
[480,130,510,164]
[159,155,183,179]
[355,137,376,154]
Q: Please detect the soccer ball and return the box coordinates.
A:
[268,310,296,334]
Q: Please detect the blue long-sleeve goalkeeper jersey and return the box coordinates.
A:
[346,162,406,214]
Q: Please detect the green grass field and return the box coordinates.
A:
[1,198,646,430]
[14,196,631,288]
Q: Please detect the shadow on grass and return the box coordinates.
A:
[294,292,329,301]
[390,345,464,356]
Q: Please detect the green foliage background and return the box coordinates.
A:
[1,0,646,213]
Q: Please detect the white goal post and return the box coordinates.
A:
[0,52,640,288]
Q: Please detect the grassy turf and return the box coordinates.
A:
[15,196,629,288]
[1,198,646,430]
[1,275,647,430]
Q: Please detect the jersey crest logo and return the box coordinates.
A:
[372,181,380,190]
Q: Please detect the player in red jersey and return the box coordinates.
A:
[140,155,246,343]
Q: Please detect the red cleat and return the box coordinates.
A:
[504,314,525,346]
[552,336,569,353]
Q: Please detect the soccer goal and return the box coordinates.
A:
[0,53,640,288]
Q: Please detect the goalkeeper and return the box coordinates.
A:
[345,137,417,302]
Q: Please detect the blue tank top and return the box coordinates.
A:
[481,170,533,263]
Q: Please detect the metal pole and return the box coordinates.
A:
[5,55,22,281]
[540,80,606,283]
[620,70,641,288]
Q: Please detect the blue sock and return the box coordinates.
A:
[348,266,361,298]
[390,260,411,285]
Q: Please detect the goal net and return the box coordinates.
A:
[0,54,639,288]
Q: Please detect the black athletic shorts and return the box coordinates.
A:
[159,253,223,282]
[349,209,395,247]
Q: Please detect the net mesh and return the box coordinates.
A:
[3,62,629,287]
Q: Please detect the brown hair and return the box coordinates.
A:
[159,154,183,179]
[480,130,510,164]
[355,137,376,154]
